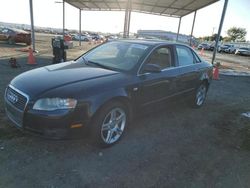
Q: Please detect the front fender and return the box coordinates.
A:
[33,79,133,126]
[199,66,213,84]
[86,88,130,118]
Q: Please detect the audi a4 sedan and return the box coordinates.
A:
[5,40,213,147]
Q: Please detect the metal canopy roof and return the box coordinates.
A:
[65,0,219,18]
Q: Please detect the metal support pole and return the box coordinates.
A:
[63,0,65,38]
[29,0,35,51]
[123,0,131,38]
[123,4,129,38]
[190,10,197,46]
[211,0,228,64]
[79,9,81,46]
[176,17,181,42]
[127,9,131,38]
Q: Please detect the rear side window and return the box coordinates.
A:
[176,46,194,66]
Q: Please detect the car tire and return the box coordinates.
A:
[191,82,208,108]
[8,37,14,45]
[91,101,129,148]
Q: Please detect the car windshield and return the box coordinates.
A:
[83,41,149,71]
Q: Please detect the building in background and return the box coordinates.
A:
[137,30,198,46]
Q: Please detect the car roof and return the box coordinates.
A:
[114,39,186,47]
[6,27,29,34]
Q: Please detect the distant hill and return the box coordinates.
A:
[0,21,117,36]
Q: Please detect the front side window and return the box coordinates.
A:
[176,46,195,66]
[84,41,149,71]
[145,47,172,70]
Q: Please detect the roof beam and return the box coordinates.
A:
[103,1,111,10]
[65,0,219,18]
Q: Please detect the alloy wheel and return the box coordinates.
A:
[101,107,126,144]
[196,84,207,106]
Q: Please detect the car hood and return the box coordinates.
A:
[10,61,119,98]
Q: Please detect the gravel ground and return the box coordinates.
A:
[0,34,250,188]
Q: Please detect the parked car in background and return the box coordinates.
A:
[224,45,236,54]
[0,27,31,45]
[105,35,119,42]
[235,47,250,56]
[208,44,215,51]
[5,40,213,147]
[208,44,221,51]
[90,33,105,41]
[197,43,210,50]
[71,34,78,40]
[72,34,92,41]
[218,44,234,53]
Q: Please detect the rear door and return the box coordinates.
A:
[175,45,201,94]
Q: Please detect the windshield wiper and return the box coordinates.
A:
[85,60,113,70]
[82,56,88,64]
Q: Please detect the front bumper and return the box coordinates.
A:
[5,86,90,139]
[23,109,84,139]
[6,104,88,139]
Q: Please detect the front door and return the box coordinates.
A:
[137,46,179,107]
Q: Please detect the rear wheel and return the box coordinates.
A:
[192,83,208,108]
[91,101,128,147]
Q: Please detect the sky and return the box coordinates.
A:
[0,0,249,40]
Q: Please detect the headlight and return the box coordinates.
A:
[33,98,77,111]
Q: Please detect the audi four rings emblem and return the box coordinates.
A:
[7,90,18,104]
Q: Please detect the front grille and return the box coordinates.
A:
[5,86,28,111]
[5,85,29,128]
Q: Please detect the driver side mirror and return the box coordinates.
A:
[143,64,162,73]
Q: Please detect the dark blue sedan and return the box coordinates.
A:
[5,40,213,147]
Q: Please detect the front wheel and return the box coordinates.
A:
[192,83,208,108]
[91,102,128,147]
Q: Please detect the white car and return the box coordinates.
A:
[235,47,250,56]
[224,46,236,53]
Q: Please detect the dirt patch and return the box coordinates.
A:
[239,119,250,150]
[213,109,250,151]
